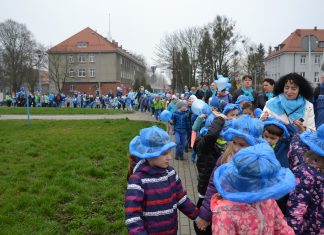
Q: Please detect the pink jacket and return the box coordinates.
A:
[211,194,294,235]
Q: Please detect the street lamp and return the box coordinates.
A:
[91,32,102,96]
[36,50,43,95]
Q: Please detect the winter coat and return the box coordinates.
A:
[125,160,198,235]
[286,134,324,235]
[193,117,225,197]
[167,102,177,113]
[314,84,324,128]
[172,111,190,134]
[273,138,290,168]
[255,93,269,110]
[211,194,294,235]
[153,99,164,110]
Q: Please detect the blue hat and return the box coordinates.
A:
[209,96,220,108]
[263,117,290,139]
[200,126,209,136]
[213,143,296,203]
[235,95,253,105]
[300,124,324,156]
[129,126,176,159]
[215,76,229,91]
[205,113,216,127]
[254,108,263,119]
[222,104,239,115]
[191,99,211,115]
[221,115,266,145]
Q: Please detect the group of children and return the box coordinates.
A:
[124,86,323,234]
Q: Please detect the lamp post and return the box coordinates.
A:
[92,32,102,96]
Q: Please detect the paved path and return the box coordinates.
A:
[0,111,198,234]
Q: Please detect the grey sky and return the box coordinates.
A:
[1,0,323,66]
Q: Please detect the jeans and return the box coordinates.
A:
[175,131,187,157]
[154,109,161,120]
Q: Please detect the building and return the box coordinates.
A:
[48,27,146,96]
[265,27,324,87]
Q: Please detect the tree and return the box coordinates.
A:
[210,15,240,76]
[247,43,265,89]
[198,29,214,84]
[0,19,41,93]
[47,53,70,93]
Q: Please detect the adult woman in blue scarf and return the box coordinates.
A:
[263,73,316,132]
[256,78,275,109]
[232,75,258,104]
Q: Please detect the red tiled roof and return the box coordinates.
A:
[266,28,324,60]
[48,27,118,53]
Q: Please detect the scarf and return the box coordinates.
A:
[211,89,217,97]
[265,92,274,100]
[241,86,254,102]
[267,93,306,121]
[200,88,207,93]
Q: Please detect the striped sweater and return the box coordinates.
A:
[125,159,198,235]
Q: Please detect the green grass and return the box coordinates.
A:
[0,107,130,115]
[0,119,162,234]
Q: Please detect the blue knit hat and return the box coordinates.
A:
[300,124,324,156]
[213,143,296,203]
[221,115,266,145]
[129,126,176,159]
[222,103,240,115]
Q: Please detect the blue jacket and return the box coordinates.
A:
[172,111,190,134]
[273,138,290,168]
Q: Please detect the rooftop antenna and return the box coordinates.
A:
[108,13,112,41]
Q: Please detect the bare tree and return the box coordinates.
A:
[0,19,39,92]
[47,53,69,93]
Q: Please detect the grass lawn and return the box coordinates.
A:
[0,119,162,234]
[0,107,130,115]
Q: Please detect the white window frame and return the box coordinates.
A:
[89,54,95,63]
[69,55,74,63]
[315,72,319,83]
[319,41,324,48]
[77,42,88,48]
[78,55,87,63]
[70,84,75,92]
[300,55,306,64]
[315,55,320,64]
[300,72,305,77]
[69,69,74,77]
[78,69,86,77]
[89,69,95,78]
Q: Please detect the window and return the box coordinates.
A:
[78,55,87,63]
[77,41,88,48]
[70,84,75,92]
[69,55,74,63]
[89,69,95,77]
[78,69,86,77]
[300,72,305,77]
[319,41,324,48]
[89,55,95,63]
[300,55,306,64]
[69,69,74,77]
[315,72,319,83]
[315,55,320,64]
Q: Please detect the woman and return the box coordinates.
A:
[263,73,316,132]
[256,78,275,109]
[232,75,258,104]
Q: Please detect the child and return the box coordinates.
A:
[195,115,267,232]
[171,100,190,160]
[241,101,255,117]
[222,103,239,119]
[125,126,199,234]
[153,95,164,121]
[211,143,295,234]
[286,124,324,235]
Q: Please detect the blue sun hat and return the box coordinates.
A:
[191,99,211,116]
[300,124,324,156]
[215,76,229,91]
[129,126,176,159]
[235,95,253,105]
[221,115,266,145]
[213,143,296,203]
[254,108,263,119]
[263,117,290,139]
[222,103,240,115]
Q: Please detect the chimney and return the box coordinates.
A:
[314,26,317,31]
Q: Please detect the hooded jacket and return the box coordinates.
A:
[125,160,198,235]
[172,110,190,134]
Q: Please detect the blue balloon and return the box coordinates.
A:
[160,110,172,122]
[192,99,211,116]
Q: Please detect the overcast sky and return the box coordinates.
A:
[2,0,323,66]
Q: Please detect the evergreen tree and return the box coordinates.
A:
[198,30,214,84]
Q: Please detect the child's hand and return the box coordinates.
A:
[260,111,269,121]
[195,217,209,231]
[199,114,206,119]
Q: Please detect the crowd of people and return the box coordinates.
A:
[125,73,323,235]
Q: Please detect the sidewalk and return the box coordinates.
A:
[171,150,198,235]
